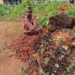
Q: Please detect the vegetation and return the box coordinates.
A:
[0,4,13,18]
[0,0,75,26]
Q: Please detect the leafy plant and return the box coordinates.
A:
[67,5,75,16]
[0,0,75,26]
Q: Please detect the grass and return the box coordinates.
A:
[67,5,75,16]
[0,0,75,26]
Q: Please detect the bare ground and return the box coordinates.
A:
[0,20,25,75]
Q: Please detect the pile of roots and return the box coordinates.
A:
[49,13,75,32]
[11,29,75,75]
[11,14,75,75]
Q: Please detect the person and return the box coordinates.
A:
[23,7,42,34]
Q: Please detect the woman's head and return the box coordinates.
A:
[26,7,33,19]
[27,7,33,14]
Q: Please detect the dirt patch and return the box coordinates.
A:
[0,20,25,75]
[49,14,75,32]
[0,20,23,52]
[0,51,25,75]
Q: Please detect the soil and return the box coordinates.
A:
[0,20,25,75]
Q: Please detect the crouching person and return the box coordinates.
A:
[23,7,42,35]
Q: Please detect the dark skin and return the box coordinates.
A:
[27,14,34,25]
[23,8,41,34]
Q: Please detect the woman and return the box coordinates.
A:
[23,7,41,34]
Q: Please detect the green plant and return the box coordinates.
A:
[0,0,75,26]
[67,5,75,16]
[0,4,13,17]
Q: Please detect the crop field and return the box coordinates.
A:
[0,0,75,75]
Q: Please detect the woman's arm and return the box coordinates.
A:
[23,16,31,32]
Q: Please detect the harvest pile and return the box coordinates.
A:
[49,13,75,30]
[11,35,40,62]
[11,29,75,75]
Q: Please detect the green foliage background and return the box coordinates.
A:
[0,0,75,27]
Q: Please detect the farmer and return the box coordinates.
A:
[23,7,41,34]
